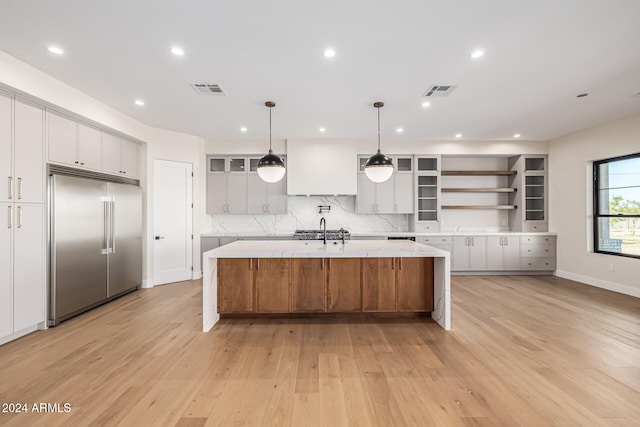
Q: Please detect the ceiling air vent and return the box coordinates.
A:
[191,83,226,96]
[423,85,458,97]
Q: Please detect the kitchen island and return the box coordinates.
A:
[202,240,451,331]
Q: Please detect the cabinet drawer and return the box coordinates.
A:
[417,236,451,245]
[523,222,548,232]
[415,222,439,232]
[521,244,555,257]
[521,235,555,245]
[521,257,556,270]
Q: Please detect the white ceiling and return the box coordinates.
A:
[1,0,640,144]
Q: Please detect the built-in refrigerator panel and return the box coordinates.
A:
[108,182,142,297]
[50,175,108,322]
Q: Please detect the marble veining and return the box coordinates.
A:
[207,195,408,233]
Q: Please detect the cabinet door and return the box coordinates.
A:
[0,204,12,337]
[394,173,414,213]
[47,111,77,166]
[218,258,254,313]
[327,258,361,312]
[376,178,395,213]
[396,257,433,311]
[247,174,268,214]
[13,204,45,331]
[291,258,326,312]
[266,176,287,214]
[206,173,227,214]
[451,236,469,271]
[76,122,102,170]
[226,174,248,213]
[256,258,290,312]
[362,257,395,311]
[468,236,487,270]
[14,101,44,204]
[502,236,521,270]
[0,93,12,203]
[486,236,504,270]
[101,132,121,174]
[357,173,376,213]
[120,139,139,177]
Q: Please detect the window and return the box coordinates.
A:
[594,153,640,258]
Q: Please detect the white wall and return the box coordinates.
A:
[0,50,206,285]
[549,112,640,297]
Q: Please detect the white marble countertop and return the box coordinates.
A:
[205,239,450,258]
[201,230,556,238]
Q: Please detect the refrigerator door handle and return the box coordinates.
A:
[101,196,112,254]
[110,200,116,254]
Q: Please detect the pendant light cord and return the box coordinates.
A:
[269,105,273,153]
[377,106,381,152]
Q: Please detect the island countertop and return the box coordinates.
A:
[203,240,451,332]
[206,239,450,258]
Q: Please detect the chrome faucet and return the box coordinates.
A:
[340,227,346,245]
[320,217,327,245]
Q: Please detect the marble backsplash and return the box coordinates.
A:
[206,196,409,233]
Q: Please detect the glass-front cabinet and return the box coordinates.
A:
[413,155,440,231]
[522,155,547,231]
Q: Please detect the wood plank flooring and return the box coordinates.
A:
[0,275,639,426]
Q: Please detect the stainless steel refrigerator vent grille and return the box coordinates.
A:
[48,164,139,186]
[423,85,458,97]
[190,83,226,96]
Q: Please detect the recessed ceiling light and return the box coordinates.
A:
[319,127,326,133]
[170,46,185,56]
[240,127,248,133]
[47,46,64,55]
[134,99,145,106]
[455,133,462,138]
[513,133,521,138]
[421,101,431,108]
[470,49,485,59]
[323,48,336,58]
[396,128,404,133]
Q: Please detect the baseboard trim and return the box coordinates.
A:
[554,269,640,298]
[141,279,154,289]
[192,270,203,280]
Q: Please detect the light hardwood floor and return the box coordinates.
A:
[1,275,639,426]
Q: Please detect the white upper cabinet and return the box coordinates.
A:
[287,140,357,195]
[76,122,102,170]
[357,155,414,214]
[47,111,77,166]
[0,93,12,203]
[14,100,44,204]
[102,133,140,178]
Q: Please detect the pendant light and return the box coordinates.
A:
[365,101,394,183]
[257,101,286,183]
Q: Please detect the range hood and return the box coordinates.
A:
[286,139,357,195]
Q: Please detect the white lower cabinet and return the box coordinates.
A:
[486,236,521,271]
[1,203,45,343]
[452,236,486,271]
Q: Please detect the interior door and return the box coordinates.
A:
[153,159,193,285]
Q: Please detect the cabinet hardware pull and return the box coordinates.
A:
[250,259,253,270]
[399,257,403,270]
[256,258,260,270]
[17,206,22,228]
[7,206,11,228]
[8,177,13,199]
[17,177,23,199]
[321,258,324,270]
[392,258,395,270]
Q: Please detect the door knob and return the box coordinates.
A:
[155,236,165,240]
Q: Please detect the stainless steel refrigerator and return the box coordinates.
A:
[49,173,142,325]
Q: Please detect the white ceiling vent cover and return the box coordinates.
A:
[423,85,458,97]
[191,83,226,96]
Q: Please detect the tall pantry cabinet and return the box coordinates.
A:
[0,91,46,344]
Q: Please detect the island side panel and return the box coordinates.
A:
[203,254,219,332]
[432,255,451,330]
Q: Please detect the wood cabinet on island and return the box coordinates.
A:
[203,240,451,331]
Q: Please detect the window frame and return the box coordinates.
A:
[593,152,640,259]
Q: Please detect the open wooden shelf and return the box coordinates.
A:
[441,187,516,193]
[441,170,517,176]
[441,205,518,210]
